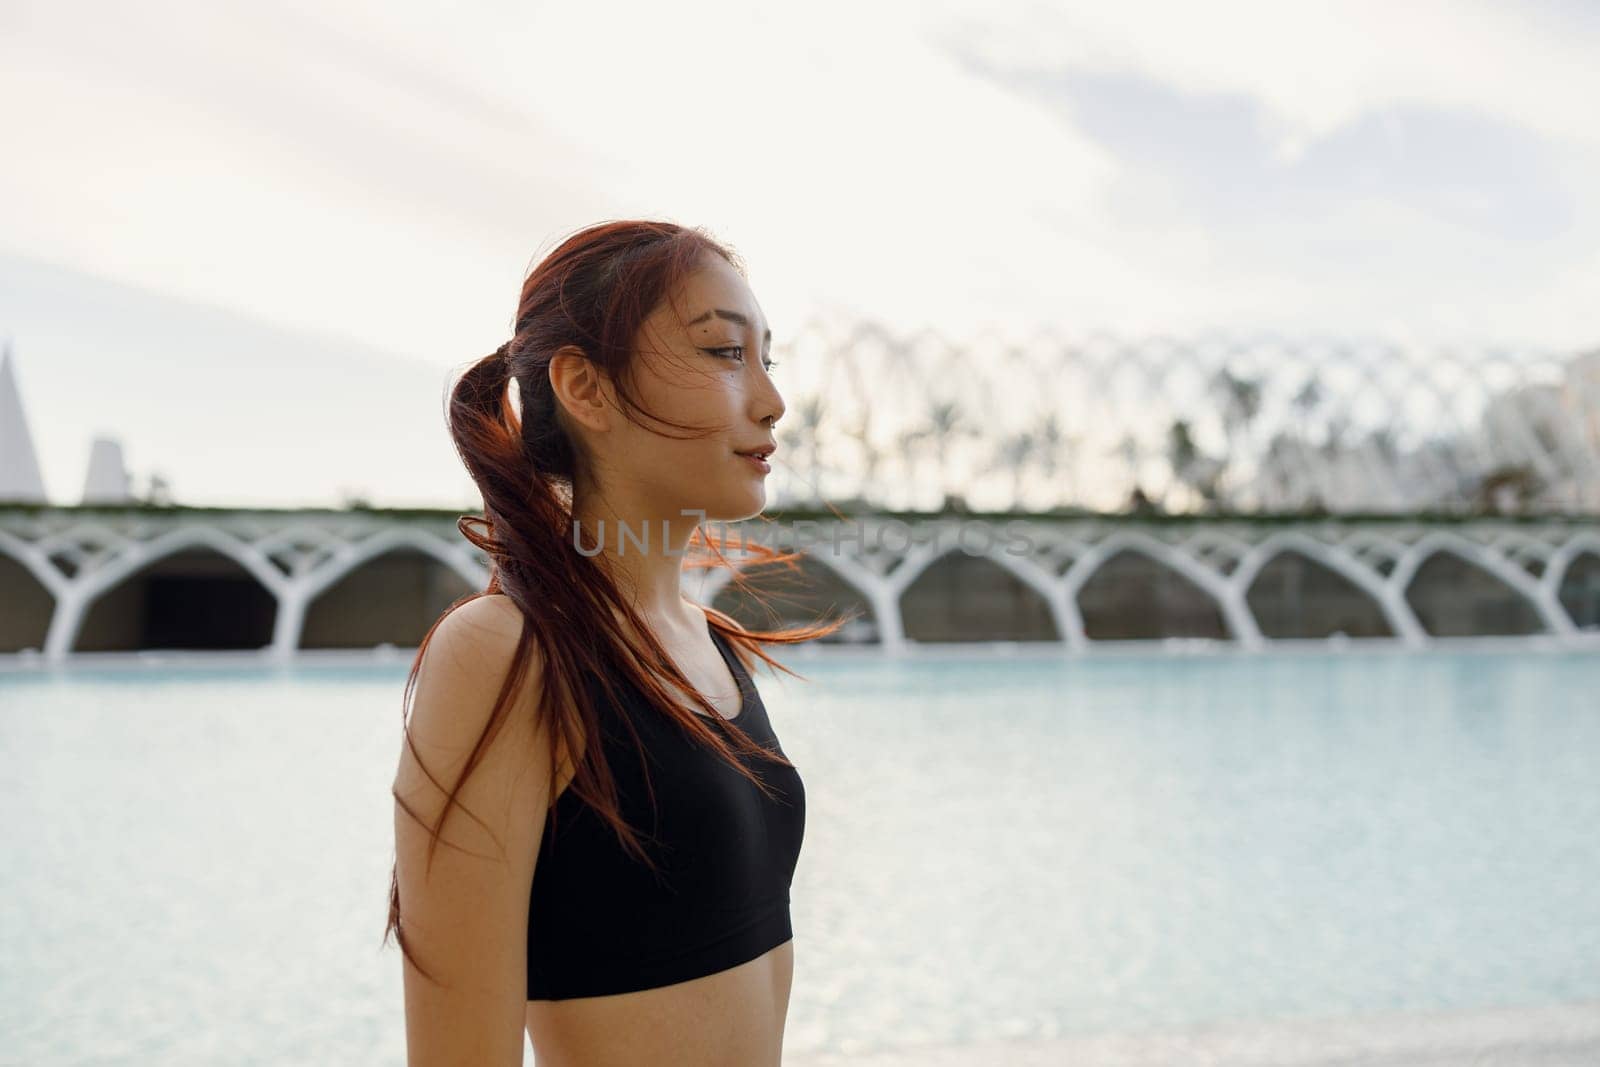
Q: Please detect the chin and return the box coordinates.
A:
[703,486,767,525]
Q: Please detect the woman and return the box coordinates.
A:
[387,219,849,1066]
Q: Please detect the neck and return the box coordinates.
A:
[570,485,703,639]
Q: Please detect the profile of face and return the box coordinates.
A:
[556,253,785,526]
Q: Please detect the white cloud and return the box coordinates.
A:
[935,0,1600,152]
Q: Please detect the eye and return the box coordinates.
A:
[705,345,778,372]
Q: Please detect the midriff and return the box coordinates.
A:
[524,939,793,1067]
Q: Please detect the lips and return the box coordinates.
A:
[734,444,777,460]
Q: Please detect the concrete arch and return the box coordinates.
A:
[254,521,349,577]
[302,527,487,600]
[1549,538,1600,631]
[50,526,286,655]
[0,544,57,652]
[1545,532,1600,595]
[989,522,1089,646]
[1014,526,1090,580]
[35,521,138,562]
[1064,530,1252,642]
[897,545,1063,642]
[301,544,479,650]
[709,549,883,644]
[698,544,882,614]
[1175,529,1254,576]
[1395,533,1555,637]
[71,540,281,652]
[0,528,71,599]
[254,521,345,554]
[282,529,487,652]
[75,525,288,601]
[1234,531,1418,641]
[1242,547,1396,639]
[1075,548,1229,641]
[885,531,1060,604]
[1487,530,1558,576]
[1339,531,1409,578]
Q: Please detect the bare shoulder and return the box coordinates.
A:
[395,593,551,807]
[435,592,527,661]
[392,592,550,1063]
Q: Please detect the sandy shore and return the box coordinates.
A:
[785,998,1600,1067]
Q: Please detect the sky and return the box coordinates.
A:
[2,0,1598,508]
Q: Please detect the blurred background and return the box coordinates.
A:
[2,2,1598,1065]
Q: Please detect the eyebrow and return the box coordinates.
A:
[688,308,772,344]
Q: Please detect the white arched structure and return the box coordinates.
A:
[281,527,488,659]
[1,507,1597,662]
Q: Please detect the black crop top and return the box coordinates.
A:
[526,622,805,1001]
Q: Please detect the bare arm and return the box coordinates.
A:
[392,595,549,1067]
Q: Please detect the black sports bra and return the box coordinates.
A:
[526,622,805,1001]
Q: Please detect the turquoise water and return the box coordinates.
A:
[2,646,1598,1065]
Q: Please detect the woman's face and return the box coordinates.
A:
[587,254,786,523]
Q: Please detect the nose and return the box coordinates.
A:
[753,363,785,428]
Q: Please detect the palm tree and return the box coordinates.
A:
[143,471,174,507]
[895,426,932,510]
[1115,431,1143,505]
[1259,430,1301,509]
[924,399,973,504]
[1167,419,1222,510]
[1029,412,1076,508]
[991,429,1036,509]
[1359,427,1403,510]
[1321,413,1351,458]
[841,411,882,508]
[1209,367,1263,509]
[1291,374,1333,511]
[1292,375,1323,423]
[787,395,828,504]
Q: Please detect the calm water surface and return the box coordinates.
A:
[2,645,1597,1065]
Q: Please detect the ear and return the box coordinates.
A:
[548,345,614,433]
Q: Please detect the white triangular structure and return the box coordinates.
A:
[82,435,133,503]
[0,340,49,504]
